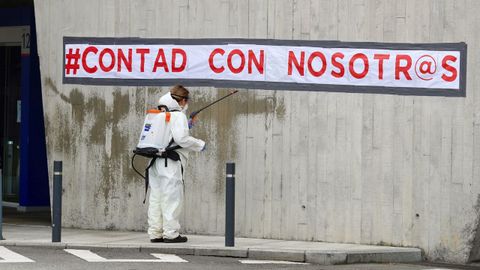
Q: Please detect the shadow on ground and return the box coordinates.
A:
[2,206,51,226]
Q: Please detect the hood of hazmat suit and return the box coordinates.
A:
[155,92,204,164]
[158,93,183,112]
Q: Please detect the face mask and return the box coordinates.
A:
[181,103,189,114]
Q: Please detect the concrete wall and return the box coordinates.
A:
[34,0,480,263]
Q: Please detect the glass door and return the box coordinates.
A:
[1,46,21,203]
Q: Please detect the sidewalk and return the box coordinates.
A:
[0,223,421,265]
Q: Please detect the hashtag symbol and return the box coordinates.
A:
[65,48,81,75]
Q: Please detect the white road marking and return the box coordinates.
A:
[0,246,35,263]
[64,249,188,263]
[64,249,106,262]
[151,253,188,262]
[239,259,308,265]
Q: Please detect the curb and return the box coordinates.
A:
[194,247,248,258]
[346,249,422,264]
[249,248,305,262]
[0,241,422,265]
[306,251,347,265]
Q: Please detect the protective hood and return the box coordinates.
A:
[158,92,182,112]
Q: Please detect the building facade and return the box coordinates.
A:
[33,0,480,263]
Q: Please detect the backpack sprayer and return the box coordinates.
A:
[132,89,239,203]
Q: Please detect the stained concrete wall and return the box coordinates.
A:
[34,0,480,263]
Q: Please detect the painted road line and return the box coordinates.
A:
[239,259,308,265]
[64,249,106,262]
[64,249,188,263]
[151,253,188,263]
[0,246,35,263]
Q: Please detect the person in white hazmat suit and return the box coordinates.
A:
[146,85,205,243]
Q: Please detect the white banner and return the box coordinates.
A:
[63,38,466,96]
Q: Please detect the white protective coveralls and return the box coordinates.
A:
[147,93,205,240]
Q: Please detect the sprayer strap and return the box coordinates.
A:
[142,157,157,204]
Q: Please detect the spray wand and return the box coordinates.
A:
[189,90,239,119]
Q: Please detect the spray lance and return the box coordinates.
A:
[187,89,239,128]
[189,89,239,120]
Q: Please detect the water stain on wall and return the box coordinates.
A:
[51,104,72,154]
[87,96,107,145]
[190,88,285,196]
[44,77,69,103]
[467,194,480,262]
[44,77,135,216]
[135,87,146,115]
[44,78,73,155]
[94,89,130,214]
[70,88,85,126]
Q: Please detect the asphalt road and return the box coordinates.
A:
[0,246,478,270]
